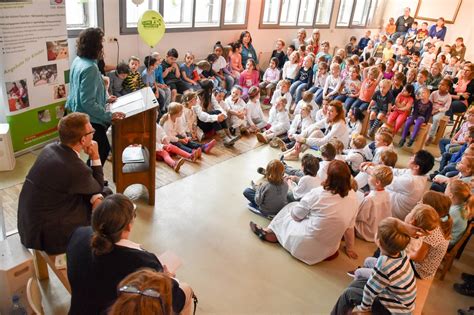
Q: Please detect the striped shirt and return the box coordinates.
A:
[358,251,416,313]
[122,71,145,94]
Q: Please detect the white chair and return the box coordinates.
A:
[27,277,44,315]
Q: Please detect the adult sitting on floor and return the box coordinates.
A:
[249,160,359,265]
[18,112,111,255]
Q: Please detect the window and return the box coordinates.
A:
[120,0,249,34]
[260,0,335,28]
[336,0,355,27]
[65,0,104,37]
[336,0,375,28]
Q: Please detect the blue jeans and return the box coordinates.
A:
[343,97,358,114]
[290,81,310,104]
[315,88,333,105]
[439,138,451,154]
[351,99,370,112]
[243,187,258,207]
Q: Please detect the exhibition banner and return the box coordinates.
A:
[0,0,68,152]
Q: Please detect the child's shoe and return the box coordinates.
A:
[202,139,217,154]
[282,150,299,161]
[263,97,270,105]
[173,158,185,172]
[398,138,406,147]
[257,167,266,175]
[269,138,279,148]
[407,138,415,147]
[256,133,268,144]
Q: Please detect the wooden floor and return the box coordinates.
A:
[1,134,263,233]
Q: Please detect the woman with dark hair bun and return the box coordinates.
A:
[66,27,125,165]
[66,194,194,315]
[249,160,359,265]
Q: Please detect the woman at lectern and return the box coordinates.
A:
[66,27,125,165]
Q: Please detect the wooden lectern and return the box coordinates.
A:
[111,88,159,205]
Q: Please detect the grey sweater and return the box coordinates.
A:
[255,181,289,216]
[106,70,125,97]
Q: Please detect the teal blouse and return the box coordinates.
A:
[66,57,111,126]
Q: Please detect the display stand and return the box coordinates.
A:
[111,88,159,205]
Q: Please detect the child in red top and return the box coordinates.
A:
[349,67,380,112]
[387,84,415,134]
[239,58,260,101]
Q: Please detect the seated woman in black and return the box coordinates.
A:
[66,194,193,314]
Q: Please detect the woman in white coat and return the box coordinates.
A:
[283,100,349,161]
[250,160,359,265]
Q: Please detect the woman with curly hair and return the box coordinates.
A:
[66,27,125,165]
[249,160,359,265]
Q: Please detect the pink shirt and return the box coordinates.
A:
[359,78,378,102]
[239,69,259,88]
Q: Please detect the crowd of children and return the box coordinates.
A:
[99,21,474,312]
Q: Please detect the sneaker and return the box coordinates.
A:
[190,150,198,162]
[229,127,236,136]
[346,266,361,278]
[263,97,270,105]
[256,133,268,144]
[283,151,299,161]
[257,167,266,175]
[398,138,406,147]
[247,203,263,216]
[407,139,415,147]
[173,158,185,172]
[435,156,442,162]
[462,272,474,283]
[202,139,217,154]
[453,283,474,297]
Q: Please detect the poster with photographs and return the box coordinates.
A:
[0,0,68,152]
[46,40,68,61]
[5,80,29,112]
[32,64,58,86]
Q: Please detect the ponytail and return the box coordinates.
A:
[91,194,134,256]
[159,113,170,126]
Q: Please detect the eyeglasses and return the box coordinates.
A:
[118,285,165,311]
[83,129,95,137]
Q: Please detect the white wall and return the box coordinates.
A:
[382,0,473,61]
[100,0,387,67]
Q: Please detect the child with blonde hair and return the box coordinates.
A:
[257,97,290,144]
[243,159,288,218]
[343,135,367,175]
[182,91,203,141]
[223,86,248,136]
[246,86,267,132]
[316,63,343,105]
[282,51,301,82]
[367,79,394,137]
[160,103,216,158]
[344,165,393,259]
[446,179,471,246]
[273,103,314,152]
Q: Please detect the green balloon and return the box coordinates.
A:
[137,10,166,48]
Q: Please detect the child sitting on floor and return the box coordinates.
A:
[331,139,345,161]
[286,154,321,202]
[314,97,329,122]
[246,86,267,132]
[343,135,367,175]
[272,104,313,152]
[243,159,288,219]
[399,87,433,147]
[257,97,290,144]
[332,217,416,315]
[160,102,216,158]
[271,79,293,111]
[223,86,248,136]
[343,165,393,259]
[318,142,336,182]
[293,91,317,118]
[182,91,204,141]
[367,79,394,137]
[155,123,186,172]
[346,107,365,137]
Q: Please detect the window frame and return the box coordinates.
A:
[119,0,250,35]
[335,0,374,29]
[67,0,105,38]
[259,0,335,29]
